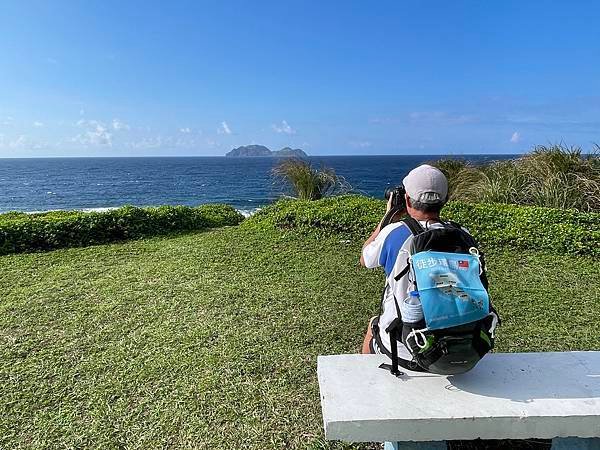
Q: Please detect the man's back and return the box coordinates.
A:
[362,220,450,354]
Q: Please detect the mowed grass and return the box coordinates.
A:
[1,226,599,449]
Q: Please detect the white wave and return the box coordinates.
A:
[23,206,119,215]
[236,208,261,218]
[17,205,260,218]
[82,205,262,217]
[79,207,120,213]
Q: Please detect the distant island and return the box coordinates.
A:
[225,145,307,158]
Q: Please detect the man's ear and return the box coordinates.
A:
[405,194,412,208]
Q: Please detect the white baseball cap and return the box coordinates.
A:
[402,164,448,204]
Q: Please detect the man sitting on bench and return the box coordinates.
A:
[359,164,497,378]
[359,164,452,357]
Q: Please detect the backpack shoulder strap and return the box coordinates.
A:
[445,220,464,230]
[392,218,423,282]
[445,220,480,248]
[402,216,425,235]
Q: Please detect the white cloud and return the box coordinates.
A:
[2,116,14,126]
[180,127,191,133]
[112,118,130,131]
[510,131,521,143]
[79,109,85,116]
[71,118,129,147]
[46,57,59,65]
[217,121,232,135]
[73,120,113,146]
[271,120,296,135]
[33,121,44,127]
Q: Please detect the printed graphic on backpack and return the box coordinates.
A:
[411,251,490,330]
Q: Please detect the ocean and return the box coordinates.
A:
[0,155,515,215]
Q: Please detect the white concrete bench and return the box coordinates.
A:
[317,352,600,449]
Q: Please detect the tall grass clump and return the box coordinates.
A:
[272,158,351,200]
[434,144,600,212]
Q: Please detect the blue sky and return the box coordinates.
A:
[1,1,599,157]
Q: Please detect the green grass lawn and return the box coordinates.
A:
[1,226,599,449]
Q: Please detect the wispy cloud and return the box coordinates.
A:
[349,140,372,148]
[125,134,215,150]
[408,111,477,125]
[1,134,47,150]
[504,114,600,131]
[125,136,164,149]
[45,57,59,65]
[272,120,296,135]
[9,135,27,148]
[510,131,521,143]
[217,121,232,135]
[370,111,477,126]
[2,116,14,126]
[33,121,44,127]
[179,127,191,133]
[112,118,130,131]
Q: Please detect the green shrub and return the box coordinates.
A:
[0,204,244,255]
[244,195,600,256]
[243,195,385,236]
[442,202,600,256]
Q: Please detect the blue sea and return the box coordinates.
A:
[0,155,515,215]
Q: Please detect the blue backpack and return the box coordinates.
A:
[382,217,499,376]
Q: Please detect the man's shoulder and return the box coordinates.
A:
[381,221,413,247]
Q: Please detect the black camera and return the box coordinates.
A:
[384,185,406,210]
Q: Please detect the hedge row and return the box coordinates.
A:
[0,204,245,255]
[244,195,600,256]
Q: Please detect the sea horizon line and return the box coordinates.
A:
[0,153,524,160]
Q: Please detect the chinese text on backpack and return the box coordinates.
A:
[384,217,499,376]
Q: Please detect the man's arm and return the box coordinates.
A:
[359,195,394,267]
[359,220,383,267]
